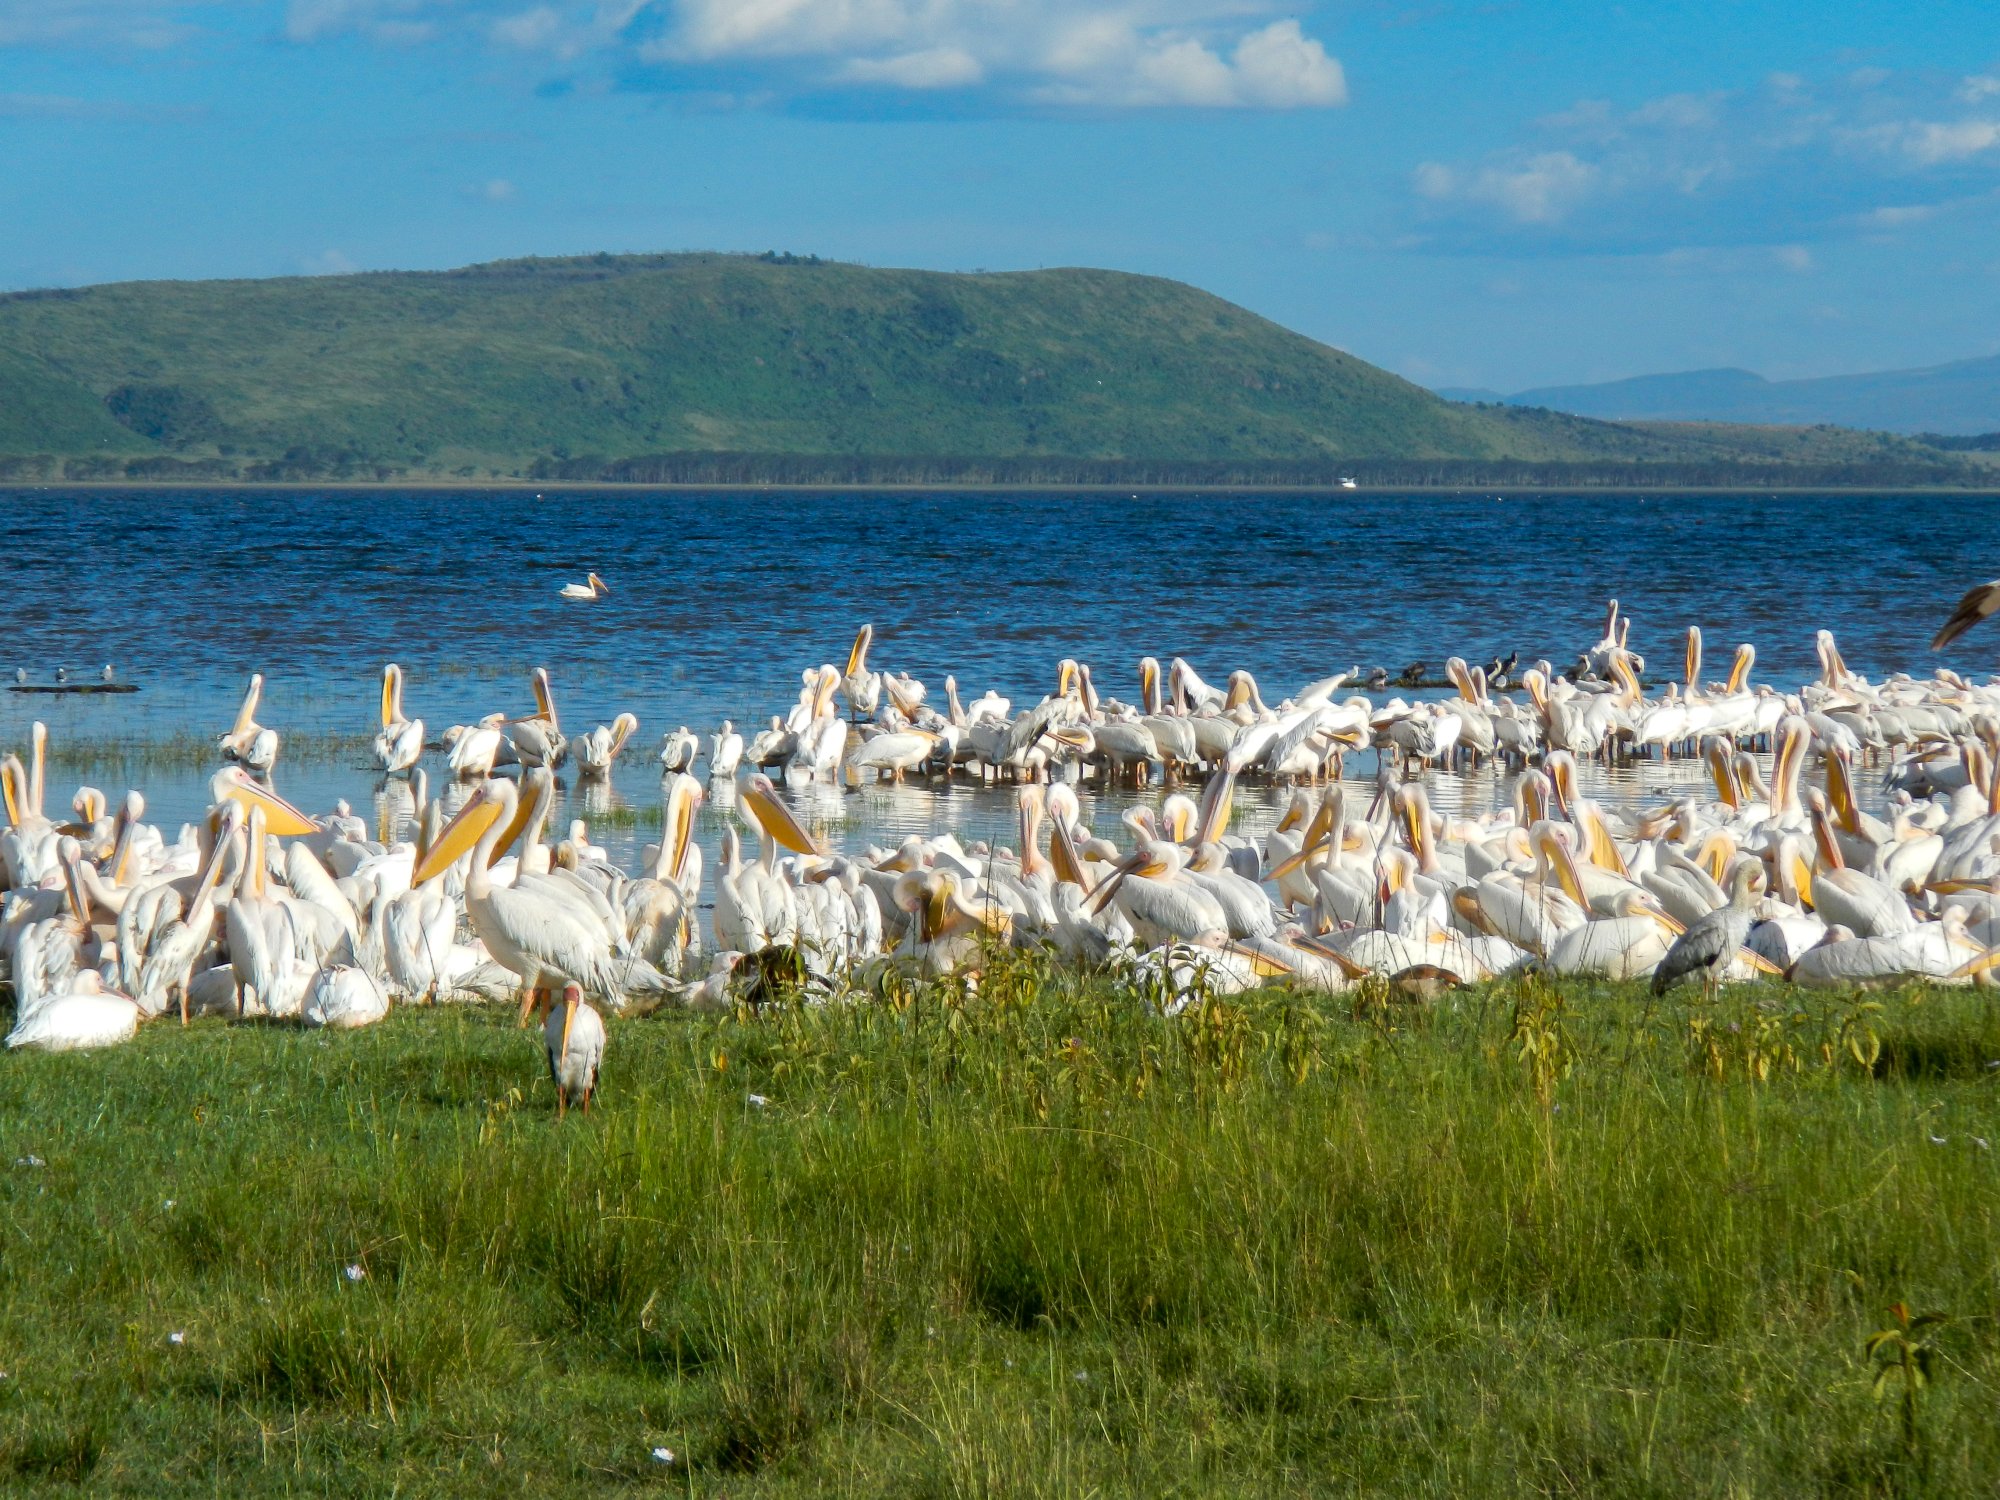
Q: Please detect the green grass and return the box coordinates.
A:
[2,959,1997,1495]
[0,252,1986,485]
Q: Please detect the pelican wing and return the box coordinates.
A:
[1934,578,2000,649]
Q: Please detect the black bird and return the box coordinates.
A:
[1397,662,1427,688]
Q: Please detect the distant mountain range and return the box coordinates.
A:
[0,252,1991,486]
[1440,354,2000,437]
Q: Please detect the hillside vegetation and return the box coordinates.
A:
[0,251,1987,486]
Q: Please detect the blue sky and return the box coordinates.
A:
[3,0,1998,390]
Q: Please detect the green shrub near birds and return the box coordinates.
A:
[0,961,1995,1494]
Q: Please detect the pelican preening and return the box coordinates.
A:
[15,603,2000,1107]
[373,663,425,776]
[561,572,610,601]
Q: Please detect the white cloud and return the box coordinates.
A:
[1034,19,1344,108]
[1416,151,1597,224]
[1899,118,2000,164]
[286,0,435,44]
[1773,244,1812,272]
[0,0,212,49]
[1862,203,1936,227]
[1418,70,2000,249]
[841,46,983,89]
[472,176,515,199]
[490,5,561,49]
[267,0,1347,110]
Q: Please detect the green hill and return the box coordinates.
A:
[0,252,1984,486]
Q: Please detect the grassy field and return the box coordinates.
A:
[2,958,1997,1495]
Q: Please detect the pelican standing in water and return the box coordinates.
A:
[842,624,881,720]
[561,572,610,601]
[511,667,567,769]
[577,712,639,776]
[372,663,425,776]
[220,673,280,774]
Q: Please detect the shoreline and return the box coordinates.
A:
[9,478,2000,496]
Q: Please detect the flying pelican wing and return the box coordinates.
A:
[1933,578,2000,649]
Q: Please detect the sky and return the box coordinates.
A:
[3,0,1999,391]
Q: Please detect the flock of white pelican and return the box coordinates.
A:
[10,593,2000,1116]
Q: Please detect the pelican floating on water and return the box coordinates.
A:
[561,572,610,601]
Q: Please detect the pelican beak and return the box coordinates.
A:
[1140,657,1159,712]
[1739,946,1786,978]
[1265,835,1326,883]
[1057,660,1078,699]
[487,773,544,867]
[1225,940,1292,979]
[1086,849,1149,915]
[414,784,503,884]
[846,624,872,678]
[0,756,22,829]
[1049,816,1090,890]
[559,988,578,1065]
[1727,644,1753,693]
[1400,791,1424,855]
[1193,769,1236,845]
[667,777,701,882]
[218,776,320,837]
[1789,848,1816,908]
[531,668,557,726]
[1826,754,1861,834]
[1950,945,2000,981]
[745,781,824,856]
[1684,627,1701,689]
[1642,899,1686,938]
[380,665,397,731]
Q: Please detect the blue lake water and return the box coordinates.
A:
[3,487,1996,871]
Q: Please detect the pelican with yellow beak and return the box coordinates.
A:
[546,981,605,1117]
[625,773,703,968]
[560,572,610,601]
[576,712,639,776]
[842,624,882,720]
[412,776,629,1008]
[510,667,568,770]
[372,663,425,776]
[219,673,280,775]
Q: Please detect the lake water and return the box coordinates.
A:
[4,487,1996,875]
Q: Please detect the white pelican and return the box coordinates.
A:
[577,712,639,776]
[625,773,702,968]
[707,721,744,778]
[303,952,390,1029]
[546,981,605,1116]
[446,714,508,778]
[412,777,629,1008]
[561,572,610,601]
[510,667,567,769]
[846,716,938,784]
[659,726,699,773]
[371,663,424,776]
[842,624,882,719]
[6,971,141,1052]
[219,674,280,774]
